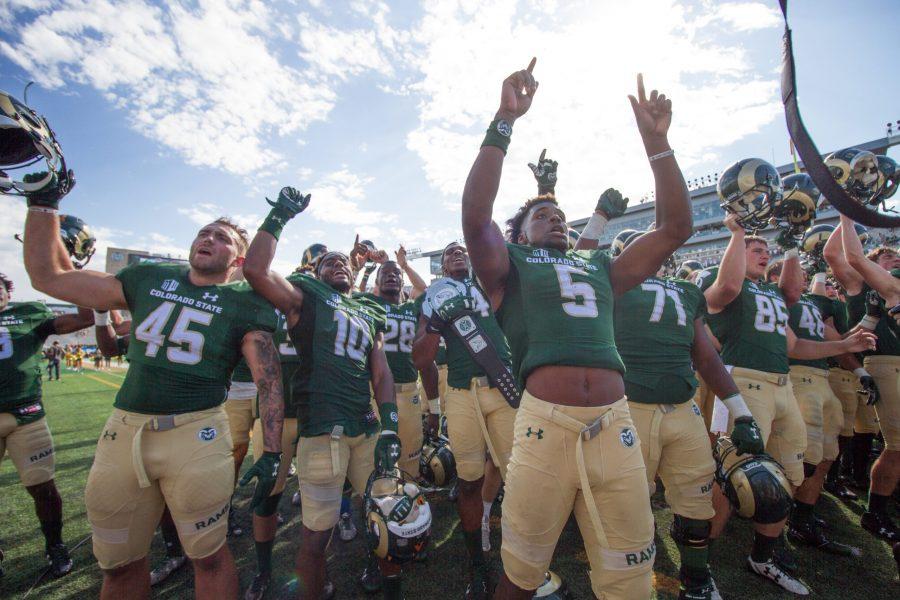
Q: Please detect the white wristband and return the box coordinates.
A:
[721,393,752,420]
[860,315,879,331]
[785,248,799,260]
[28,206,58,214]
[812,273,826,285]
[93,310,110,327]
[853,368,870,379]
[428,398,441,415]
[648,149,674,162]
[580,212,609,240]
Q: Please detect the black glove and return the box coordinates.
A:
[266,186,310,219]
[595,188,628,220]
[425,311,448,334]
[859,375,880,406]
[803,254,828,277]
[865,289,884,319]
[374,431,402,473]
[527,149,558,195]
[23,170,73,210]
[774,228,799,252]
[239,451,282,509]
[731,416,764,456]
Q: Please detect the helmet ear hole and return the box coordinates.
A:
[717,158,782,232]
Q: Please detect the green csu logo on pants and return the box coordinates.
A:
[525,427,543,439]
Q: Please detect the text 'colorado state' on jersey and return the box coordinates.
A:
[708,279,790,374]
[0,302,56,412]
[115,263,277,414]
[497,244,624,390]
[287,274,386,437]
[614,277,705,404]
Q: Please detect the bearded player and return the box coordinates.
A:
[411,242,516,598]
[22,185,286,599]
[242,188,404,599]
[825,215,900,542]
[0,272,93,577]
[462,60,693,599]
[705,216,875,594]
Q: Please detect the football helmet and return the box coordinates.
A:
[299,243,327,272]
[0,90,74,200]
[873,155,899,203]
[713,436,792,524]
[800,223,834,256]
[59,214,96,269]
[365,471,432,564]
[824,147,880,205]
[717,158,781,231]
[776,173,819,231]
[610,229,638,256]
[419,434,456,487]
[676,260,703,280]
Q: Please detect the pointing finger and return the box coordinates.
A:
[637,73,646,103]
[527,57,536,73]
[539,149,546,162]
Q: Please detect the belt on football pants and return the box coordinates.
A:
[121,410,218,488]
[330,425,344,477]
[540,404,617,553]
[470,380,501,475]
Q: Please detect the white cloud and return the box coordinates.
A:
[709,2,782,32]
[403,0,783,219]
[307,169,395,227]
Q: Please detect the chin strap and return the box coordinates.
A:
[779,0,899,228]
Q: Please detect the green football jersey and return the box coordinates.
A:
[274,309,300,416]
[416,277,511,389]
[0,302,56,412]
[694,266,725,338]
[614,277,704,404]
[115,263,277,414]
[358,293,418,384]
[231,358,253,383]
[847,283,900,357]
[497,243,624,391]
[788,294,828,370]
[287,274,386,437]
[708,278,790,374]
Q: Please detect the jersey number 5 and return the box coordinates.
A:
[554,264,598,318]
[134,301,213,365]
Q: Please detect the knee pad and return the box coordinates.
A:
[803,462,817,479]
[254,492,283,518]
[669,515,710,548]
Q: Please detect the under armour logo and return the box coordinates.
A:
[103,430,117,441]
[748,383,761,390]
[202,292,218,302]
[802,377,812,384]
[526,427,544,439]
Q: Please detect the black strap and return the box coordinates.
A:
[445,314,521,408]
[780,0,899,228]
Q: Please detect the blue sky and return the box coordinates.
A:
[1,0,898,301]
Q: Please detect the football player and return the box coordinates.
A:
[825,215,900,542]
[242,188,403,599]
[360,260,436,477]
[0,272,93,577]
[22,192,286,598]
[245,307,304,600]
[411,242,516,599]
[765,261,862,553]
[705,217,874,594]
[462,62,693,599]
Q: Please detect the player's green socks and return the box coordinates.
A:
[383,574,402,600]
[255,539,273,576]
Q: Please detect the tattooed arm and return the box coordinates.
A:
[242,330,285,452]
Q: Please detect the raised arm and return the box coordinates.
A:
[462,59,538,302]
[573,188,628,251]
[610,74,692,295]
[704,215,746,313]
[396,246,427,299]
[778,250,804,307]
[823,220,863,295]
[24,210,126,310]
[243,188,309,325]
[840,214,900,303]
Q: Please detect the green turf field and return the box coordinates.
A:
[1,368,897,598]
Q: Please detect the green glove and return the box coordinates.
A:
[23,171,72,210]
[595,188,628,219]
[239,451,282,509]
[527,149,558,195]
[434,295,475,323]
[731,416,764,456]
[259,187,311,239]
[774,228,799,251]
